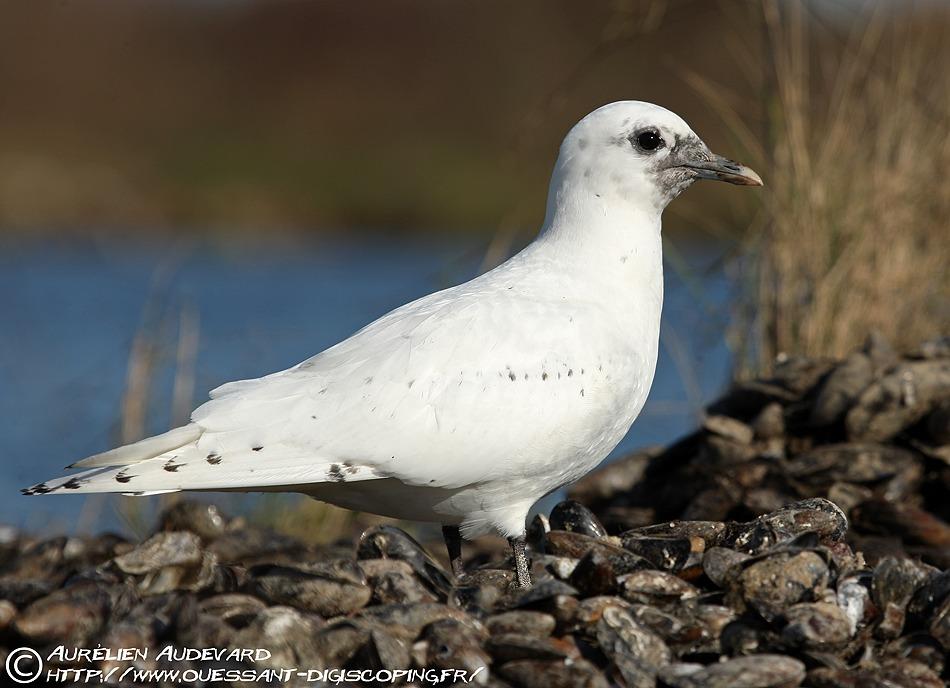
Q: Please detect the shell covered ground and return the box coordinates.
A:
[1,335,948,687]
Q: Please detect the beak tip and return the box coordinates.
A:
[730,163,763,187]
[745,168,764,187]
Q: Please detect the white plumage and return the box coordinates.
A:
[24,102,760,582]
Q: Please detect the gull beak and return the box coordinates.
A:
[683,153,763,186]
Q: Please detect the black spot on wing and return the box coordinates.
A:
[22,482,53,495]
[163,461,182,472]
[251,446,263,452]
[63,478,83,490]
[115,471,134,484]
[328,464,346,483]
[206,453,222,465]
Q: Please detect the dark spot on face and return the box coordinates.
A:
[568,369,573,377]
[653,134,708,203]
[524,373,529,380]
[508,372,516,381]
[115,471,134,484]
[542,372,548,381]
[581,368,585,375]
[580,388,585,397]
[251,446,263,452]
[328,464,346,483]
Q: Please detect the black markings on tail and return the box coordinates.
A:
[328,464,346,483]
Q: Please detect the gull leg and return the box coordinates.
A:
[508,534,531,588]
[442,525,465,577]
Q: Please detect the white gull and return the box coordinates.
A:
[24,101,761,587]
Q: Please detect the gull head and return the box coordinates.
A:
[552,101,762,214]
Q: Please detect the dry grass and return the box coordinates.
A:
[250,495,362,545]
[696,1,950,372]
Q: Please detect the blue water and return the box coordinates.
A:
[0,233,735,535]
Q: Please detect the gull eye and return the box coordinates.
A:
[633,129,664,152]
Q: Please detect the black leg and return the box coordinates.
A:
[508,534,531,588]
[442,525,464,577]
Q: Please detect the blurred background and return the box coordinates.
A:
[1,0,947,538]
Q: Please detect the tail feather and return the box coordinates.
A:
[25,441,380,497]
[67,424,202,469]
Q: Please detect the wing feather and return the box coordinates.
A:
[30,267,626,500]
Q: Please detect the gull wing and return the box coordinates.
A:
[26,273,626,497]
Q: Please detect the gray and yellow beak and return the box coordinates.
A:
[683,153,763,186]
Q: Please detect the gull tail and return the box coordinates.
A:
[67,424,202,469]
[23,433,380,497]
